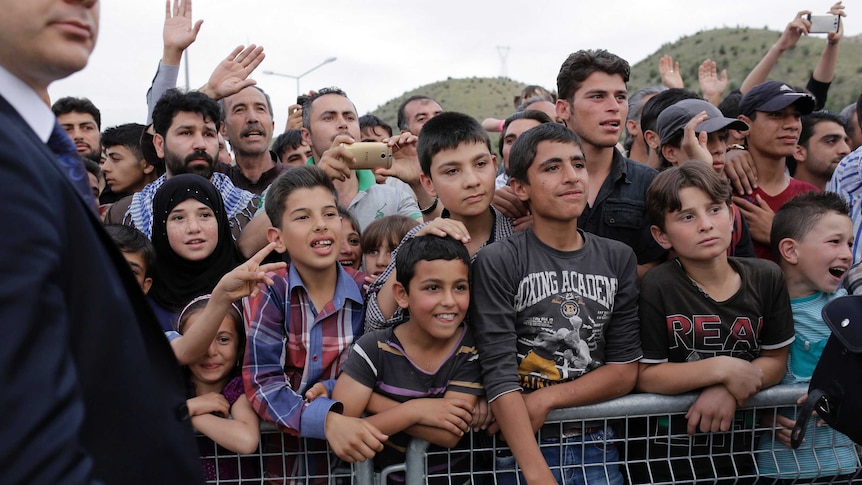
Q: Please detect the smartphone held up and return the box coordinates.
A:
[341,142,393,170]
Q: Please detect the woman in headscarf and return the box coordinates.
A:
[148,174,241,331]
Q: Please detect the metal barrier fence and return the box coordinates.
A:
[199,383,862,484]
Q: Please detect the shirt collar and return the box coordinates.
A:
[0,65,55,142]
[287,263,364,306]
[609,148,629,184]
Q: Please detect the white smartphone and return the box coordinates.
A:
[807,14,840,33]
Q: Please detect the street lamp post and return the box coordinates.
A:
[263,57,337,98]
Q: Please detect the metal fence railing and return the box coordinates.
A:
[197,384,862,484]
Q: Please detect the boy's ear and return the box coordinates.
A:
[650,224,673,250]
[643,129,660,152]
[778,237,799,265]
[661,144,679,166]
[419,172,436,198]
[491,153,499,173]
[153,133,166,159]
[793,144,807,163]
[141,159,155,175]
[555,99,571,125]
[142,277,153,295]
[509,178,531,203]
[266,227,288,254]
[392,281,410,310]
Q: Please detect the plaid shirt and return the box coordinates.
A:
[364,206,514,332]
[243,264,366,440]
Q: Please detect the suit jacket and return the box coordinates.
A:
[0,96,204,483]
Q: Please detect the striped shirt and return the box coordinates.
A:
[828,146,862,292]
[364,206,514,331]
[242,264,366,440]
[339,325,483,471]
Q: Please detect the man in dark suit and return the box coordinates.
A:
[0,1,203,483]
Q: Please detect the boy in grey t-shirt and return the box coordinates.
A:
[471,123,641,485]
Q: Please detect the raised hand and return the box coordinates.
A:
[213,241,285,301]
[698,59,728,106]
[162,0,202,64]
[200,45,266,100]
[659,55,684,89]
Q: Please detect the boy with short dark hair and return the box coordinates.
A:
[472,122,641,485]
[105,224,155,294]
[633,163,795,484]
[365,112,513,331]
[243,165,387,472]
[756,191,858,481]
[333,235,483,481]
[101,123,158,199]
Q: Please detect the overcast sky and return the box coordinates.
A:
[49,1,858,130]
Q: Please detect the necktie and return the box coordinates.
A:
[47,121,97,212]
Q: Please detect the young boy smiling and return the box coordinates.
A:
[333,235,483,482]
[243,165,387,473]
[757,192,858,481]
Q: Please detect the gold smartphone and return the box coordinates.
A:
[341,142,392,170]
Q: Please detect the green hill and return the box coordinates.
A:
[370,77,526,130]
[628,27,862,111]
[370,27,862,130]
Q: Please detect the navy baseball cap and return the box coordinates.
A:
[658,99,749,145]
[738,81,816,117]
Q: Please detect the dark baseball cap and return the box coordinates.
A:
[738,81,816,117]
[657,98,749,145]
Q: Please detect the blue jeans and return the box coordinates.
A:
[494,427,624,485]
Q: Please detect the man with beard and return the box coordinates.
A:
[52,96,102,162]
[218,86,288,194]
[105,89,257,241]
[789,110,850,191]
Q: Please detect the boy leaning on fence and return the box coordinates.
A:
[471,123,642,485]
[631,163,795,484]
[333,235,484,483]
[755,191,860,482]
[242,166,387,478]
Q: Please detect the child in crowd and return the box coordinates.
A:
[109,222,284,480]
[178,295,261,482]
[365,112,514,332]
[333,235,483,483]
[243,165,386,477]
[471,123,641,485]
[654,98,755,257]
[360,215,419,279]
[633,163,795,484]
[147,174,241,332]
[105,224,154,294]
[756,191,859,482]
[337,206,362,270]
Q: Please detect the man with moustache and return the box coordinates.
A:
[105,88,257,240]
[218,85,288,194]
[0,0,203,483]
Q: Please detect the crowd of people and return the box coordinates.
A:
[5,0,862,484]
